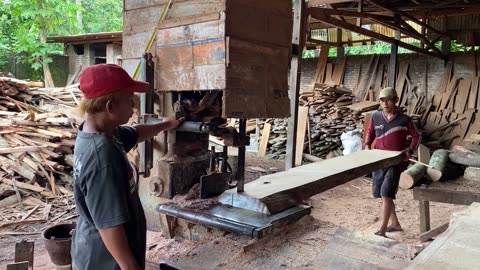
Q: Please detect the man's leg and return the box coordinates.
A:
[376,197,393,236]
[388,201,402,231]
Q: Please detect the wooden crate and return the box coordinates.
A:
[123,0,292,118]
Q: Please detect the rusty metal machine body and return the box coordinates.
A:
[123,0,309,237]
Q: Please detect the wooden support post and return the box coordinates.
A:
[159,214,176,239]
[389,41,398,89]
[356,0,363,27]
[442,36,451,56]
[337,27,344,57]
[419,200,431,233]
[286,0,306,170]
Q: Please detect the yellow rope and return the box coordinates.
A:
[132,0,173,80]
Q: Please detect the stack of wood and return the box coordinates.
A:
[0,77,82,228]
[303,83,365,158]
[258,119,288,159]
[258,83,370,161]
[418,63,480,150]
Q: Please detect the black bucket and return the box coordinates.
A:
[42,223,76,266]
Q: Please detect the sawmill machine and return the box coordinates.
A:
[122,0,310,239]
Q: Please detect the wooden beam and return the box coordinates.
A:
[365,0,448,37]
[413,186,480,205]
[286,0,307,170]
[220,150,405,214]
[419,200,431,233]
[389,40,398,88]
[309,8,445,59]
[419,223,449,242]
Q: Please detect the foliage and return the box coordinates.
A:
[81,0,123,33]
[0,0,123,74]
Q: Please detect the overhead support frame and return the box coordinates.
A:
[308,7,446,60]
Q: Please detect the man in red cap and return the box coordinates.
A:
[71,64,183,270]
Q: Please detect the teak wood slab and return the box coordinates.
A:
[219,150,404,214]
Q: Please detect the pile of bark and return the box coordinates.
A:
[0,76,81,228]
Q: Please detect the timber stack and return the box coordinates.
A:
[258,83,367,160]
[0,75,81,227]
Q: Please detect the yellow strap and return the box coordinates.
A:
[132,0,173,80]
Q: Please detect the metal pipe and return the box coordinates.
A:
[176,121,214,133]
[157,204,256,236]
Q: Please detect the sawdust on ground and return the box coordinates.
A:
[0,153,468,269]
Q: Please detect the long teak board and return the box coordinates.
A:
[219,150,404,214]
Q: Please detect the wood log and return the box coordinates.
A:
[449,152,480,167]
[219,150,404,214]
[400,164,427,189]
[426,149,449,181]
[464,167,480,182]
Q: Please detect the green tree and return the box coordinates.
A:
[5,0,80,86]
[81,0,123,33]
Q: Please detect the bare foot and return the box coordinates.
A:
[386,226,403,232]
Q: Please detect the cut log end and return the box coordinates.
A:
[426,168,443,182]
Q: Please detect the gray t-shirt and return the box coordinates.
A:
[71,124,146,269]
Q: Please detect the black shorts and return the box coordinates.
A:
[372,166,401,199]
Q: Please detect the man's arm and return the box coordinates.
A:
[406,119,421,154]
[134,117,184,143]
[364,119,376,150]
[99,226,140,270]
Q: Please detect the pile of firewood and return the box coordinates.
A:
[0,76,82,228]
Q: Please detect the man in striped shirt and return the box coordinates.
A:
[365,87,420,237]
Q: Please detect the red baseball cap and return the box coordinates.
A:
[79,64,149,99]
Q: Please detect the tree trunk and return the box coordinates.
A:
[400,164,426,189]
[37,0,55,87]
[76,0,83,32]
[426,149,449,181]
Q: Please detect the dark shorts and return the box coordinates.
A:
[372,166,401,199]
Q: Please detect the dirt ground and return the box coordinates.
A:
[0,153,465,269]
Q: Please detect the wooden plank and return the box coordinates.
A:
[6,262,29,270]
[219,150,405,214]
[454,79,471,114]
[14,240,34,270]
[419,200,431,233]
[418,144,431,163]
[0,178,44,193]
[315,46,330,83]
[348,101,379,112]
[258,123,271,157]
[0,156,36,181]
[468,76,479,110]
[419,223,449,242]
[331,57,347,85]
[438,77,458,111]
[295,106,309,166]
[396,63,409,106]
[0,146,46,155]
[413,186,480,205]
[355,55,375,97]
[325,63,333,83]
[408,204,480,270]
